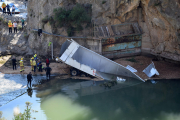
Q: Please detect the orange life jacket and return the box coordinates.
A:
[2,3,6,8]
[8,22,12,27]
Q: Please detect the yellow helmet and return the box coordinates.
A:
[32,57,34,60]
[35,54,37,56]
[21,58,23,60]
[9,20,11,22]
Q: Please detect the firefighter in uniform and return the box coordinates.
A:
[33,59,36,72]
[19,58,24,72]
[30,57,34,71]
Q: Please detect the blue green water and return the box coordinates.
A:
[0,77,180,120]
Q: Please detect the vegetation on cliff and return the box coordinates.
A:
[42,4,91,36]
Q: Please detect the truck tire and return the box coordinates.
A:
[80,72,87,77]
[70,69,78,76]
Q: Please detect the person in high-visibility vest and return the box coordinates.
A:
[34,54,37,65]
[30,57,34,71]
[8,20,12,33]
[33,59,36,72]
[2,2,6,14]
[34,54,37,60]
[19,58,24,72]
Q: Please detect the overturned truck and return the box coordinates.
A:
[59,39,145,82]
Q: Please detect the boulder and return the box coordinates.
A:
[18,41,26,48]
[21,46,27,51]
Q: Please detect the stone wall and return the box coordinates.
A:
[26,0,180,61]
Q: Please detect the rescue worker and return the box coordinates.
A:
[27,72,33,88]
[12,56,16,70]
[38,60,42,72]
[2,2,6,14]
[34,54,37,60]
[19,58,24,72]
[8,20,13,33]
[33,58,36,72]
[45,65,52,80]
[46,57,49,66]
[34,54,37,64]
[30,57,34,71]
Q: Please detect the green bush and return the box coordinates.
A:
[53,4,91,36]
[0,17,3,22]
[17,25,22,30]
[154,2,161,6]
[68,4,91,25]
[42,16,49,23]
[24,33,29,39]
[102,1,106,4]
[48,16,54,26]
[13,102,38,120]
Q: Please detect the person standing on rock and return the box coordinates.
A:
[27,72,33,88]
[13,21,17,33]
[46,57,49,66]
[45,65,52,80]
[6,4,10,15]
[12,56,16,70]
[38,59,42,72]
[30,57,34,71]
[19,58,24,72]
[8,20,13,33]
[12,5,15,15]
[2,3,6,14]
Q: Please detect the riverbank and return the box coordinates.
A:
[114,56,180,80]
[0,55,180,81]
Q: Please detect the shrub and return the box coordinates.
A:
[54,8,71,27]
[48,16,54,26]
[13,102,38,120]
[0,17,3,22]
[154,2,161,6]
[17,25,22,30]
[42,16,49,23]
[53,4,91,36]
[24,33,29,39]
[102,1,106,4]
[69,4,91,25]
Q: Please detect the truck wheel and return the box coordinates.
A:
[71,69,78,76]
[80,72,87,77]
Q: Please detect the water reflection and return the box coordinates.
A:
[37,79,180,120]
[157,112,180,120]
[1,76,180,120]
[27,88,33,97]
[41,94,93,120]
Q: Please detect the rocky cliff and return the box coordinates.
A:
[25,0,180,61]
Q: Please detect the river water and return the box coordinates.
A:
[0,75,180,120]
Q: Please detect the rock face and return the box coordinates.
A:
[26,0,180,61]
